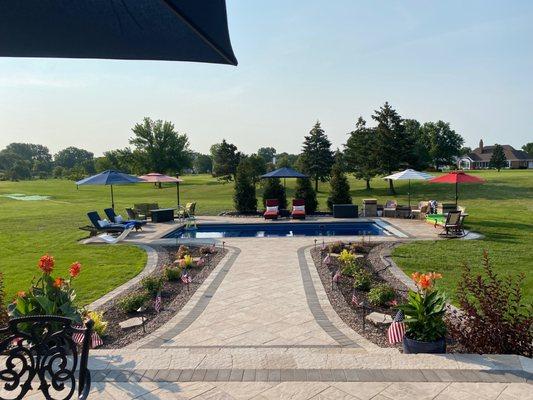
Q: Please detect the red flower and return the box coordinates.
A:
[54,277,65,288]
[17,291,26,298]
[69,262,81,278]
[38,254,55,274]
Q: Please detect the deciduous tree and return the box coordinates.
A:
[257,147,276,164]
[421,121,463,169]
[522,142,533,157]
[54,146,94,169]
[211,139,242,181]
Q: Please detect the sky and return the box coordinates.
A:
[0,0,532,157]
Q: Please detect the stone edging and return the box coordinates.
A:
[88,243,159,311]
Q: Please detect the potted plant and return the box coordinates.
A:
[399,272,447,354]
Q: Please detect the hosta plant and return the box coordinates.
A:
[399,272,446,342]
[8,255,83,323]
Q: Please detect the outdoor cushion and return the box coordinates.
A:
[98,219,110,228]
[115,215,123,223]
[266,206,279,213]
[293,205,305,212]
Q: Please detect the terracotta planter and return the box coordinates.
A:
[402,335,446,354]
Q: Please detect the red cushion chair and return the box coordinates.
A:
[291,199,306,219]
[263,199,279,220]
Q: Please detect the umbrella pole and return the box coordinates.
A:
[455,181,458,208]
[408,180,411,208]
[110,184,115,210]
[176,182,180,206]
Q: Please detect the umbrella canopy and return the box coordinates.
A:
[429,171,485,206]
[139,173,184,206]
[382,169,434,207]
[261,168,308,179]
[0,0,237,65]
[76,170,143,209]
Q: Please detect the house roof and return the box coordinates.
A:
[467,144,531,162]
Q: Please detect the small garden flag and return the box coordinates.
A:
[332,269,341,284]
[154,291,162,313]
[181,273,192,284]
[72,325,103,348]
[387,310,406,344]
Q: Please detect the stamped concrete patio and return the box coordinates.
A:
[73,217,531,399]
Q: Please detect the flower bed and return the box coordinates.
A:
[95,244,226,348]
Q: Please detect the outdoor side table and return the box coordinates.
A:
[151,208,175,223]
[279,209,291,219]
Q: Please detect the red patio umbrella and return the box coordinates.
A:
[138,173,184,206]
[428,171,485,206]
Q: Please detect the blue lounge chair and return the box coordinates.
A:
[86,211,127,234]
[104,208,146,230]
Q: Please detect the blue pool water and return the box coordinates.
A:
[164,222,386,239]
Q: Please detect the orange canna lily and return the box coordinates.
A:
[69,262,81,278]
[54,277,65,288]
[38,254,55,274]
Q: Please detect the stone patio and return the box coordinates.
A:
[69,217,532,398]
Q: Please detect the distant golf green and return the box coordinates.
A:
[0,170,531,305]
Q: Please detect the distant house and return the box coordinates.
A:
[457,139,533,170]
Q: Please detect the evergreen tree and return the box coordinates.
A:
[300,121,335,192]
[262,177,287,209]
[247,154,267,185]
[211,139,242,181]
[294,177,318,214]
[489,144,507,171]
[233,159,257,213]
[372,102,408,194]
[327,159,352,211]
[344,117,379,190]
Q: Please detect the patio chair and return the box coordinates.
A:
[263,199,279,220]
[291,199,306,220]
[383,200,398,218]
[411,201,429,220]
[86,211,126,234]
[0,315,93,400]
[104,208,146,230]
[439,210,464,238]
[133,203,160,219]
[177,202,197,219]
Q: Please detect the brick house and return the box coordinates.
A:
[457,139,533,170]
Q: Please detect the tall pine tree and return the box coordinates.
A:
[327,158,352,211]
[294,177,318,214]
[233,159,257,213]
[489,144,507,171]
[372,102,408,194]
[300,121,334,192]
[344,117,379,190]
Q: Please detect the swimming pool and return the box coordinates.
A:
[164,221,388,239]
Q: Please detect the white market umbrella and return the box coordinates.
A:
[382,169,433,207]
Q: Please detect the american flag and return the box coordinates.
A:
[181,273,192,284]
[351,292,359,305]
[154,291,162,313]
[332,269,341,283]
[387,310,406,344]
[323,254,331,265]
[72,325,103,348]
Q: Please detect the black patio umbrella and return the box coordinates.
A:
[76,170,144,210]
[0,0,237,65]
[261,167,308,189]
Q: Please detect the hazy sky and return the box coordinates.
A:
[0,0,532,156]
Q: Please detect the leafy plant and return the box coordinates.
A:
[447,251,532,356]
[176,245,190,260]
[368,284,396,307]
[141,276,163,297]
[178,254,194,269]
[200,245,216,255]
[7,255,83,323]
[353,269,372,291]
[86,310,108,336]
[328,241,344,254]
[338,249,356,264]
[119,293,148,313]
[399,272,446,342]
[164,266,183,282]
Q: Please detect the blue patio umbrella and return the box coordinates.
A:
[0,0,237,65]
[261,167,309,189]
[76,170,144,210]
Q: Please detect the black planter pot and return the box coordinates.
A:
[402,335,446,354]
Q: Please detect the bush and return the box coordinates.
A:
[119,293,148,313]
[328,241,344,254]
[86,310,108,336]
[176,245,190,260]
[294,178,318,214]
[368,284,395,306]
[164,266,182,282]
[326,161,352,211]
[141,276,163,297]
[448,251,532,357]
[353,269,372,291]
[262,177,287,209]
[233,159,257,213]
[200,245,216,255]
[341,258,363,277]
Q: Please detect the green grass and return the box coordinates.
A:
[0,170,531,305]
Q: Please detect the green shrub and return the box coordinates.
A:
[368,284,396,306]
[119,293,148,313]
[294,177,318,214]
[87,310,108,336]
[233,159,257,213]
[141,276,163,297]
[262,177,287,209]
[341,261,358,277]
[176,245,190,260]
[326,160,352,211]
[164,266,182,282]
[328,241,344,254]
[353,269,372,291]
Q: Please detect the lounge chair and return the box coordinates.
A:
[383,200,398,218]
[263,199,279,220]
[177,202,197,219]
[291,199,306,220]
[96,225,135,244]
[104,208,146,230]
[85,211,126,236]
[439,210,465,237]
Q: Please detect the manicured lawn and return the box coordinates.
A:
[0,170,531,305]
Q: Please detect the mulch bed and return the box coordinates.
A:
[99,245,227,349]
[311,241,404,349]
